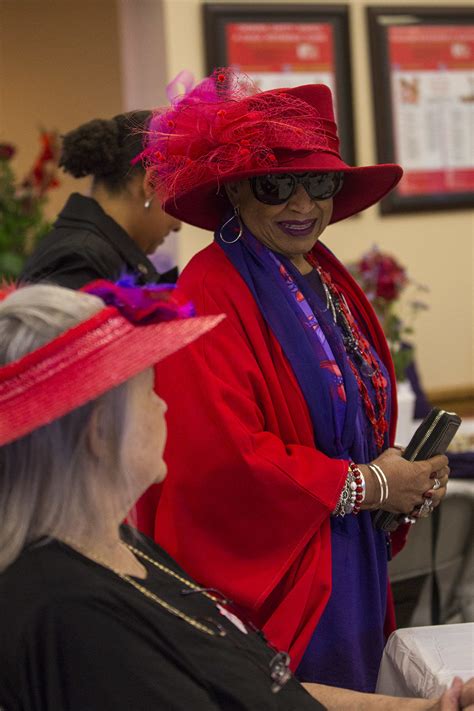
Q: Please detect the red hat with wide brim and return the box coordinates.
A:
[145,74,402,231]
[0,281,224,446]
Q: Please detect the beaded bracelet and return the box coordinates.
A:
[349,462,366,514]
[333,462,366,517]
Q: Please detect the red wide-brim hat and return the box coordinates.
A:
[144,71,402,231]
[0,281,224,446]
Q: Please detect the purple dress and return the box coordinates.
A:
[218,229,392,692]
[293,269,390,692]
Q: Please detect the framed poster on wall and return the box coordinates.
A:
[203,3,356,164]
[367,6,474,214]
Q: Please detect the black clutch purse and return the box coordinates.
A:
[372,408,462,532]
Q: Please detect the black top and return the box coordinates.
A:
[0,526,324,711]
[19,193,178,289]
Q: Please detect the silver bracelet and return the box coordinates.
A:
[372,464,389,504]
[333,470,356,517]
[368,465,383,505]
[369,464,388,505]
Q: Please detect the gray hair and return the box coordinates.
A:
[0,285,136,572]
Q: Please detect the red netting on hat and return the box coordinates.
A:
[142,69,338,203]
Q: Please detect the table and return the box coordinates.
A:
[376,623,474,698]
[389,417,474,625]
[447,479,474,498]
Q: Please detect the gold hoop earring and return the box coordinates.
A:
[219,206,243,244]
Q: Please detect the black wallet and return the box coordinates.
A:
[372,407,462,531]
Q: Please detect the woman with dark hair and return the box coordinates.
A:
[137,70,450,692]
[20,112,180,289]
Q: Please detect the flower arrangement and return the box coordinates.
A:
[348,246,429,381]
[0,131,60,279]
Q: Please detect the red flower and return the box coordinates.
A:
[0,143,15,161]
[24,131,60,196]
[350,246,428,380]
[358,248,407,303]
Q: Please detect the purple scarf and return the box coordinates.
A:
[217,224,392,692]
[217,225,387,462]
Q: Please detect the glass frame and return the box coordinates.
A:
[367,6,474,214]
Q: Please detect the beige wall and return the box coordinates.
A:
[1,0,472,392]
[162,0,474,392]
[0,0,123,218]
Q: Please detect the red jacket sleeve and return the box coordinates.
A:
[149,246,348,659]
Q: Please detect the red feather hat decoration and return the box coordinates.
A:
[142,68,402,230]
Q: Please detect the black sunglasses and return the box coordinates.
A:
[250,171,344,205]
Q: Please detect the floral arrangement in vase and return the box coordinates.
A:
[348,246,429,381]
[0,131,60,279]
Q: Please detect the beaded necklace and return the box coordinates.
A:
[305,253,388,451]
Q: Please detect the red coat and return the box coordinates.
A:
[137,241,407,668]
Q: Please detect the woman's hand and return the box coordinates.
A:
[302,677,474,710]
[359,447,449,514]
[460,678,474,710]
[430,677,474,710]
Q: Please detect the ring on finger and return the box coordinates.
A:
[418,500,432,517]
[432,478,441,491]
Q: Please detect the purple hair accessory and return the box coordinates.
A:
[166,70,195,103]
[82,277,196,324]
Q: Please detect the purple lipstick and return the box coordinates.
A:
[277,219,316,237]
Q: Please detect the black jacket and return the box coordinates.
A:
[20,193,178,289]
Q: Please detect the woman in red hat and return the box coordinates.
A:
[137,69,450,692]
[2,281,466,710]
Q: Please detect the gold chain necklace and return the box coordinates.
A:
[126,544,220,601]
[60,539,296,693]
[62,538,225,638]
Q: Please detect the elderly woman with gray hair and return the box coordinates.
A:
[0,281,472,711]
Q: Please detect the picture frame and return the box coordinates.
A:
[203,3,356,165]
[367,6,474,214]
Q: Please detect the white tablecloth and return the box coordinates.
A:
[376,623,474,698]
[447,479,474,498]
